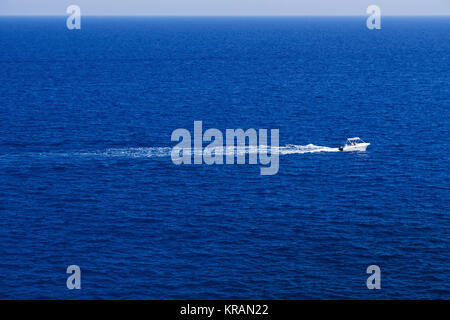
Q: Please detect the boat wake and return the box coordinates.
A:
[71,144,340,158]
[279,144,340,154]
[0,144,342,161]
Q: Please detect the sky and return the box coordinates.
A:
[0,0,449,16]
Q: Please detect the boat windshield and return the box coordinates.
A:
[346,138,364,145]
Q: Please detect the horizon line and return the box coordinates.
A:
[0,14,449,17]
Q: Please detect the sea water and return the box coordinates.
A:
[0,17,449,299]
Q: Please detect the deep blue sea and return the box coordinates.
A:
[0,17,449,299]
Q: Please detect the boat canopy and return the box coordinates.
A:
[346,137,365,144]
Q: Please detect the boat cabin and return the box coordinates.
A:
[345,137,366,146]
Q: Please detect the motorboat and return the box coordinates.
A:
[338,137,370,152]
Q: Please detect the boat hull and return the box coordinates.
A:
[342,143,370,152]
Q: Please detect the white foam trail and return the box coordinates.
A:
[14,144,340,160]
[278,144,340,154]
[89,147,172,158]
[94,144,340,158]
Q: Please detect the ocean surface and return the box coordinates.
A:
[0,17,449,299]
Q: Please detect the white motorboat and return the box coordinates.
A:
[338,137,370,152]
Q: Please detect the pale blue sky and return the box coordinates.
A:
[1,0,449,16]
